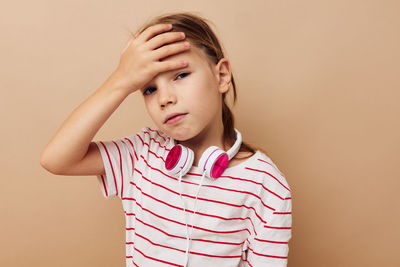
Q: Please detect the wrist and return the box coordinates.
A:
[107,70,138,96]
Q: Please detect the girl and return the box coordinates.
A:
[40,12,292,267]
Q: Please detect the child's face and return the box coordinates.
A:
[141,44,229,142]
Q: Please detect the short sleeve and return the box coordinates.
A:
[95,129,145,199]
[245,193,292,266]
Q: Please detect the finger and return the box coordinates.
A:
[155,59,188,74]
[121,30,142,54]
[137,23,173,44]
[146,31,185,51]
[152,40,190,62]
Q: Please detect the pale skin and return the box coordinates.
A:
[40,23,250,176]
[140,41,251,167]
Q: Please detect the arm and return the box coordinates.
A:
[246,194,292,266]
[40,73,130,175]
[40,23,190,176]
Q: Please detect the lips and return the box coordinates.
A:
[164,113,188,124]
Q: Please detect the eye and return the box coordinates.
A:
[143,72,189,96]
[143,87,156,96]
[176,72,190,80]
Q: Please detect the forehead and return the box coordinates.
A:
[160,44,212,72]
[143,44,215,88]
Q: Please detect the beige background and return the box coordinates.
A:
[1,0,399,266]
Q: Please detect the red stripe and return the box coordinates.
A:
[140,130,171,151]
[125,132,166,163]
[99,141,118,196]
[139,156,277,210]
[128,152,134,177]
[140,155,198,185]
[129,216,245,246]
[136,231,242,259]
[264,225,291,230]
[248,246,287,259]
[135,232,184,252]
[134,131,288,204]
[204,173,285,201]
[145,164,275,211]
[254,237,288,245]
[141,147,285,202]
[134,166,268,225]
[136,134,145,146]
[100,174,108,197]
[136,133,171,155]
[139,198,250,235]
[146,127,169,142]
[112,141,123,198]
[129,177,257,235]
[144,150,284,201]
[149,149,166,162]
[192,183,274,211]
[245,167,291,192]
[123,138,138,162]
[134,247,183,267]
[257,158,286,177]
[104,129,291,265]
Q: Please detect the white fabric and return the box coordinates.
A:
[95,127,292,266]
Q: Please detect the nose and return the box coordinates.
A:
[158,86,177,108]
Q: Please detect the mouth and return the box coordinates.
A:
[164,113,188,124]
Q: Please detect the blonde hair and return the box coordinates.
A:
[132,12,265,157]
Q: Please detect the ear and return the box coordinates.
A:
[214,58,232,94]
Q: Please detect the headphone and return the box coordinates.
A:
[165,128,242,179]
[164,129,242,266]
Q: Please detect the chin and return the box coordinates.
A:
[170,131,192,142]
[166,126,197,142]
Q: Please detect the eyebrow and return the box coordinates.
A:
[143,66,191,89]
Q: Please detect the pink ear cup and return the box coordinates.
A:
[166,127,242,178]
[198,146,229,179]
[165,144,194,176]
[165,145,182,171]
[210,153,229,178]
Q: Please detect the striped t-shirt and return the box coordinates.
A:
[95,127,292,267]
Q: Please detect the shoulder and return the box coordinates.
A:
[246,150,291,194]
[138,126,169,140]
[248,151,292,216]
[227,151,254,168]
[136,127,172,150]
[252,151,286,177]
